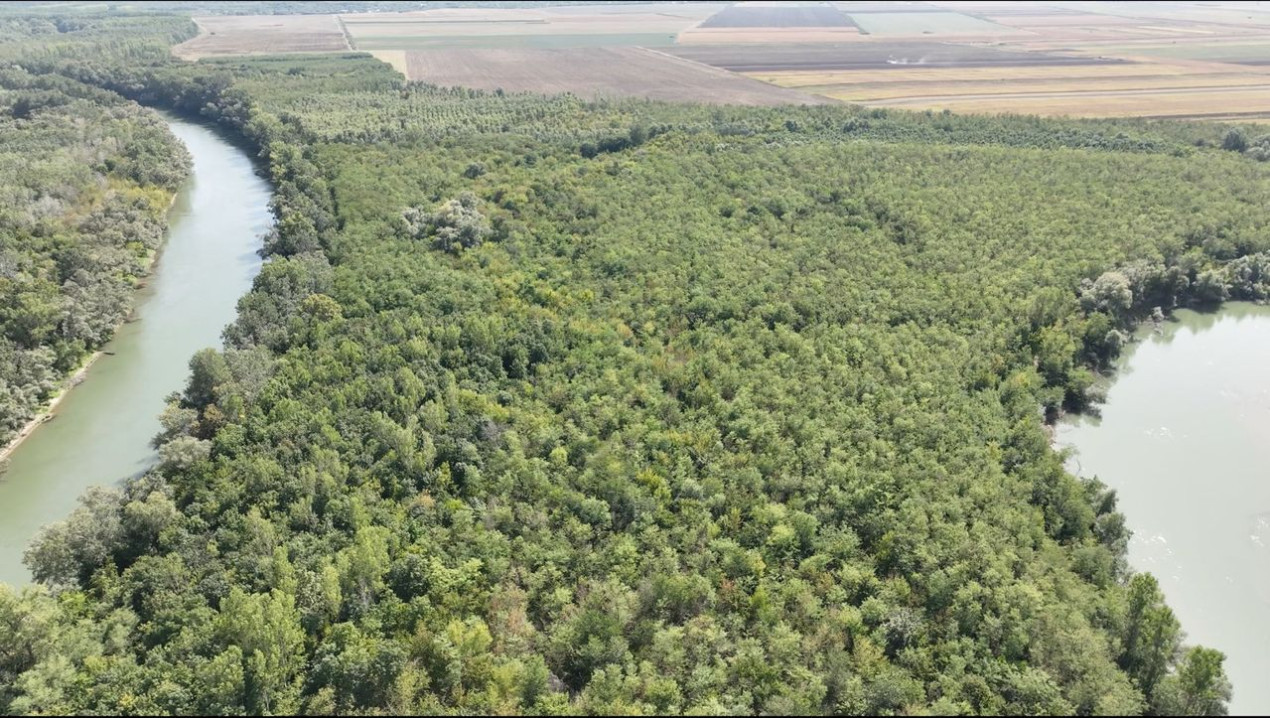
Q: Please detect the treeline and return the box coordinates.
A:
[0,14,194,63]
[3,12,1268,715]
[0,65,190,448]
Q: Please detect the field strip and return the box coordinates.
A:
[838,87,1270,118]
[805,74,1270,101]
[744,66,1236,90]
[370,50,407,76]
[395,46,836,105]
[336,15,354,51]
[857,83,1270,105]
[172,14,350,58]
[634,46,843,104]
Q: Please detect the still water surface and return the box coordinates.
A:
[1058,302,1270,716]
[0,116,271,585]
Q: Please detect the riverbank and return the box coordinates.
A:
[0,116,273,585]
[0,190,181,473]
[0,350,103,469]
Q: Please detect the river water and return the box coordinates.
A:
[1057,302,1270,716]
[0,116,271,585]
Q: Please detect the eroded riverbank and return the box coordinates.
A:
[0,116,272,585]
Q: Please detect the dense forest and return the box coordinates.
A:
[0,56,191,448]
[3,11,1269,715]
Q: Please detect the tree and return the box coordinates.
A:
[402,192,491,254]
[1153,646,1232,716]
[1081,271,1133,319]
[1221,128,1247,153]
[1118,574,1181,703]
[214,588,306,714]
[23,487,123,588]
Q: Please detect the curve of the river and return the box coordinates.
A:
[0,115,272,585]
[1057,302,1270,716]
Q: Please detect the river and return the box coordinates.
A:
[1057,302,1270,716]
[0,116,272,586]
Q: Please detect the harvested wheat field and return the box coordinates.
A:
[751,51,1270,117]
[749,62,1247,89]
[340,3,717,50]
[395,46,835,105]
[173,15,349,59]
[855,85,1270,119]
[802,73,1270,102]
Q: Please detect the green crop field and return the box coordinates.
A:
[1091,42,1270,63]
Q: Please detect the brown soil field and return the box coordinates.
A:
[341,4,716,39]
[757,65,1127,86]
[698,4,856,29]
[172,15,348,59]
[676,27,862,44]
[748,61,1265,89]
[396,46,835,105]
[667,42,1119,72]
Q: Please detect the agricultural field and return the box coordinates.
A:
[664,42,1119,72]
[846,10,1025,36]
[680,1,862,44]
[760,66,1270,100]
[858,85,1270,120]
[167,1,1270,118]
[675,27,862,44]
[697,3,856,29]
[719,1,1270,117]
[340,3,717,50]
[351,32,680,51]
[171,14,348,58]
[388,46,834,105]
[1080,42,1270,64]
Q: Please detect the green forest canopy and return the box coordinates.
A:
[2,11,1268,716]
[0,62,190,446]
